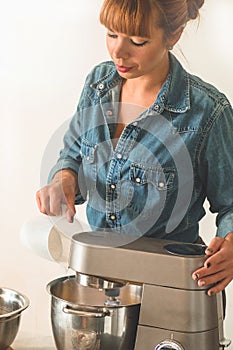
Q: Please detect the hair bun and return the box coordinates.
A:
[187,0,204,20]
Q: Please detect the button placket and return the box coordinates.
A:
[105,123,140,228]
[106,157,119,227]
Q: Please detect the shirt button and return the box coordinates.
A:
[98,83,105,90]
[158,181,165,188]
[86,156,90,161]
[110,184,116,190]
[116,153,122,159]
[110,214,116,221]
[107,110,113,116]
[154,105,159,111]
[135,177,141,183]
[133,121,138,126]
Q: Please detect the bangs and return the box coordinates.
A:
[99,0,158,38]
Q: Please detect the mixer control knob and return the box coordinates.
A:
[155,339,184,350]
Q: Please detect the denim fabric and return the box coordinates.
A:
[49,53,233,242]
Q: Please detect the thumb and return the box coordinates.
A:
[66,207,76,223]
[65,194,76,223]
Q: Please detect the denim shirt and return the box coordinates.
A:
[49,53,233,243]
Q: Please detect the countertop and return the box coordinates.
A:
[11,336,55,350]
[10,334,233,350]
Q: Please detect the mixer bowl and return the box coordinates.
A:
[0,287,29,350]
[47,275,142,350]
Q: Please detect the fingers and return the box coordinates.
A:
[193,266,226,295]
[36,186,62,216]
[36,189,53,215]
[192,236,233,295]
[204,236,224,256]
[36,190,42,211]
[192,266,227,296]
[207,276,232,296]
[36,180,76,221]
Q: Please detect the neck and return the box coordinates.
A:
[121,55,170,107]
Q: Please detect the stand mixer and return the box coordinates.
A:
[68,230,231,350]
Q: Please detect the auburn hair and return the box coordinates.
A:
[99,0,204,39]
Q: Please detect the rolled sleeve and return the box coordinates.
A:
[48,158,81,184]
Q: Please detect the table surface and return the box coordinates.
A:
[11,336,55,350]
[10,333,232,350]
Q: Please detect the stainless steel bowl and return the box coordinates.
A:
[47,275,142,350]
[0,287,29,350]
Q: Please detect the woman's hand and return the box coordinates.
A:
[192,232,233,295]
[36,169,78,223]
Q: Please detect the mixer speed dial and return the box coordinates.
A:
[155,339,184,350]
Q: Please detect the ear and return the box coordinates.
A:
[167,25,185,49]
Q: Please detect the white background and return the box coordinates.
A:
[0,0,232,347]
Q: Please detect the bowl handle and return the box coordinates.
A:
[62,305,110,318]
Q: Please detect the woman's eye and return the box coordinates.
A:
[107,32,148,47]
[107,33,118,39]
[130,39,148,47]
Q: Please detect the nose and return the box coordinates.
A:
[112,39,129,60]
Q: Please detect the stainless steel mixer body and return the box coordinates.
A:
[69,232,225,350]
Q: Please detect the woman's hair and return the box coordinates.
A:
[99,0,204,40]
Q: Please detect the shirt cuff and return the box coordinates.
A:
[48,159,80,183]
[48,159,86,205]
[216,211,233,238]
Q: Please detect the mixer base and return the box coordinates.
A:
[134,325,220,350]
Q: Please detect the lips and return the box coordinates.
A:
[116,64,133,73]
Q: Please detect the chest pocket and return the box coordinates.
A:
[130,163,175,190]
[80,139,97,192]
[127,163,175,220]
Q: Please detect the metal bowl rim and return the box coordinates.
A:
[0,287,30,320]
[46,275,142,308]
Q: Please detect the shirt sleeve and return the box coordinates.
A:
[47,74,92,205]
[47,109,86,204]
[199,101,233,238]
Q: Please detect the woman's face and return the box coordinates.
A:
[106,26,169,80]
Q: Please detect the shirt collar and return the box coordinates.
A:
[151,53,191,114]
[91,54,190,114]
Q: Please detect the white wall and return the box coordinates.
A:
[0,0,232,347]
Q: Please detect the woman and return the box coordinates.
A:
[36,0,233,297]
